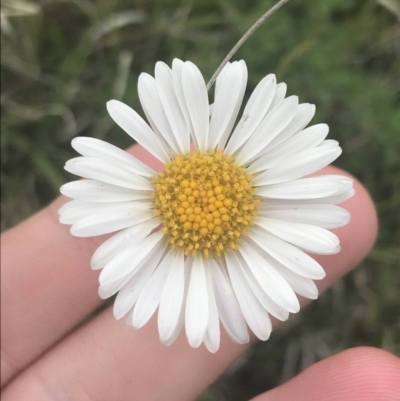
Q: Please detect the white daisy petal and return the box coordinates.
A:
[203,263,221,353]
[98,274,132,300]
[263,187,355,206]
[226,251,272,341]
[99,230,164,285]
[113,259,158,320]
[256,217,340,255]
[327,175,355,187]
[182,61,209,150]
[70,204,154,237]
[124,307,135,328]
[106,99,170,163]
[242,243,319,300]
[158,250,185,344]
[99,242,165,298]
[208,258,249,344]
[65,157,153,191]
[161,312,185,346]
[185,256,209,348]
[113,240,165,319]
[215,61,248,150]
[316,187,355,205]
[239,257,289,321]
[248,226,326,279]
[63,158,80,175]
[63,158,81,176]
[131,248,174,329]
[90,228,132,270]
[208,61,245,149]
[238,238,300,313]
[265,103,316,152]
[256,175,353,200]
[99,238,164,301]
[138,72,180,155]
[236,96,299,165]
[71,136,155,177]
[253,143,342,186]
[59,200,111,224]
[213,62,231,98]
[260,203,350,229]
[155,62,191,154]
[270,82,287,109]
[59,200,152,225]
[276,264,319,300]
[161,257,191,346]
[90,218,160,270]
[60,180,152,203]
[58,199,78,215]
[172,59,195,136]
[225,74,277,155]
[248,123,329,174]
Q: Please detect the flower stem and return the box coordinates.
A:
[207,0,290,91]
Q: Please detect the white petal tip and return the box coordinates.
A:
[132,321,144,330]
[90,262,102,271]
[231,335,250,345]
[288,300,301,314]
[187,336,203,349]
[97,290,109,300]
[255,333,271,342]
[205,344,220,353]
[314,270,327,280]
[69,226,78,236]
[106,99,123,114]
[69,226,87,238]
[113,309,125,320]
[159,335,180,347]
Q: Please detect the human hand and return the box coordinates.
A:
[1,144,399,401]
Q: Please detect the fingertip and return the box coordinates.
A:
[252,346,400,401]
[313,166,378,286]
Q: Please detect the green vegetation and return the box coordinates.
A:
[1,0,399,399]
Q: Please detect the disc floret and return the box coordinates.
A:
[152,149,258,258]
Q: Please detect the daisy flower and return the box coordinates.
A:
[59,59,354,352]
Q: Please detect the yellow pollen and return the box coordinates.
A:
[152,149,258,258]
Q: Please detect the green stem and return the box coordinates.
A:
[207,0,291,91]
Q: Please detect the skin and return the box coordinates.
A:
[1,144,399,401]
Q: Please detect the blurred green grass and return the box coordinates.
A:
[1,0,399,399]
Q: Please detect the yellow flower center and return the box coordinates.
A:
[152,149,258,258]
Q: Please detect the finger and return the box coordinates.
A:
[249,347,400,401]
[0,145,162,386]
[2,168,378,401]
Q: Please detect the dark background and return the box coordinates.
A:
[1,0,399,399]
